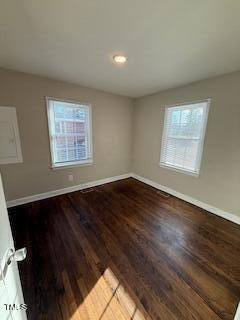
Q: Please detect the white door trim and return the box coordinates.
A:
[234,303,240,320]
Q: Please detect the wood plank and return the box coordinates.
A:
[9,178,240,320]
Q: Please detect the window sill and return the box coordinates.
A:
[51,159,93,170]
[159,162,199,177]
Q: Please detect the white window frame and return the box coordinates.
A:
[159,99,210,176]
[46,97,93,169]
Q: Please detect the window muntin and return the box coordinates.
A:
[160,99,210,175]
[47,98,92,168]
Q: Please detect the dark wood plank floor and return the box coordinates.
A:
[9,178,240,320]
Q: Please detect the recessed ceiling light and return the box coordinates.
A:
[113,55,127,64]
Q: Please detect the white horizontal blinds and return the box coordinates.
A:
[50,100,91,164]
[160,100,209,174]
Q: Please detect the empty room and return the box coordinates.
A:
[0,1,240,319]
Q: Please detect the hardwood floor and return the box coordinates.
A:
[9,178,240,320]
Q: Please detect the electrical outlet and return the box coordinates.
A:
[68,174,74,181]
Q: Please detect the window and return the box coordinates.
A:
[160,99,210,176]
[46,97,92,168]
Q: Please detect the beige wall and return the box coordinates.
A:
[133,72,240,217]
[0,68,133,201]
[0,68,239,218]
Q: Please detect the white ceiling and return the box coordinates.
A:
[1,0,240,97]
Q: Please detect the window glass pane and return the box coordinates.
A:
[160,100,209,175]
[47,99,92,166]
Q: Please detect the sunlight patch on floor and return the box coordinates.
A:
[65,268,146,320]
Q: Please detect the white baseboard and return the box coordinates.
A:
[131,173,240,225]
[7,172,240,225]
[6,173,132,208]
